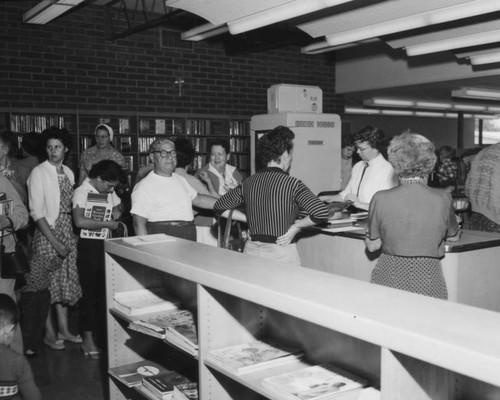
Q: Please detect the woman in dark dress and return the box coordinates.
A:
[365,132,461,299]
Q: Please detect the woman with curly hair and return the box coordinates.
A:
[365,132,461,299]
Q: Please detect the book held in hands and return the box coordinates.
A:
[80,192,112,239]
[261,363,369,400]
[112,288,180,316]
[206,339,303,375]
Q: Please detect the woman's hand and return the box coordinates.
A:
[53,239,70,258]
[344,193,359,203]
[276,225,300,246]
[197,170,211,184]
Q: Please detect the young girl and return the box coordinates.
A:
[73,160,125,358]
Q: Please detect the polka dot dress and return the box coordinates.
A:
[371,254,448,300]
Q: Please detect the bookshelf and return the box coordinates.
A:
[2,109,250,175]
[105,236,500,400]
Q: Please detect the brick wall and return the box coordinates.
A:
[1,2,343,117]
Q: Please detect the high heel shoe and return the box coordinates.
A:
[43,337,66,350]
[81,345,102,359]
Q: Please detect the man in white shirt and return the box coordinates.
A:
[131,138,217,241]
[321,126,398,211]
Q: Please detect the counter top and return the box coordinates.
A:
[309,221,500,253]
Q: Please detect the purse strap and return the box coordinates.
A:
[217,209,234,248]
[0,217,17,246]
[117,221,128,238]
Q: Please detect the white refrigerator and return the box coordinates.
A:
[250,112,341,195]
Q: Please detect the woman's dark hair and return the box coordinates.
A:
[353,126,387,152]
[42,127,72,150]
[88,160,126,184]
[257,126,295,165]
[209,138,230,155]
[173,138,196,169]
[0,294,18,328]
[0,131,18,156]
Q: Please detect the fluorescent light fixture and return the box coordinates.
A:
[415,101,453,109]
[301,38,379,55]
[23,0,84,24]
[454,104,487,111]
[405,29,500,56]
[228,0,354,35]
[323,0,500,48]
[452,87,500,100]
[467,51,500,65]
[344,107,381,115]
[372,98,414,107]
[381,110,414,116]
[181,23,229,41]
[488,107,500,113]
[415,111,446,118]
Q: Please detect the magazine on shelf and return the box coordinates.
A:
[113,288,180,316]
[142,370,189,400]
[206,339,303,375]
[173,382,198,400]
[108,360,166,388]
[129,309,198,356]
[80,192,112,239]
[261,363,369,400]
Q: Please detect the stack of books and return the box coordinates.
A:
[261,363,369,400]
[108,360,166,388]
[141,370,189,400]
[128,309,198,357]
[112,288,180,317]
[206,339,303,375]
[172,382,198,400]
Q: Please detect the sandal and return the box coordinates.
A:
[43,337,66,350]
[57,333,83,343]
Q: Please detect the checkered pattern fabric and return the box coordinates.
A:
[0,380,18,399]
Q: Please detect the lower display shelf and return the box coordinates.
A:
[204,358,376,400]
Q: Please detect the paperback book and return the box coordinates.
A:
[80,192,112,239]
[113,288,180,317]
[206,339,303,375]
[108,360,166,388]
[261,363,369,400]
[173,382,198,400]
[142,370,189,400]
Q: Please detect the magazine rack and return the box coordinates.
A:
[105,236,500,400]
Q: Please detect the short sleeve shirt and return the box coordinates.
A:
[131,171,197,222]
[72,178,122,209]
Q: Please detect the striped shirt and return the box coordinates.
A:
[214,167,328,243]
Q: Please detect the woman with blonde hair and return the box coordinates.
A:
[365,132,461,299]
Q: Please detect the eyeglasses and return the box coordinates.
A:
[151,150,177,158]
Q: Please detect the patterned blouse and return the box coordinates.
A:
[80,145,125,175]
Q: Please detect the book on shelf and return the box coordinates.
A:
[155,119,166,134]
[108,360,166,388]
[261,363,369,400]
[80,192,112,240]
[173,382,198,400]
[119,137,132,152]
[140,118,151,134]
[206,339,303,375]
[123,155,134,171]
[119,118,130,134]
[112,288,181,316]
[142,370,189,400]
[128,309,198,356]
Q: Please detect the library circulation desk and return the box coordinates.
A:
[298,227,500,313]
[105,236,500,400]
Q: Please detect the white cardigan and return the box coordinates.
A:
[27,160,75,227]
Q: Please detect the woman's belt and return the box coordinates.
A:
[148,220,194,227]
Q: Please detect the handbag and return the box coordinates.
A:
[218,209,247,253]
[0,217,30,279]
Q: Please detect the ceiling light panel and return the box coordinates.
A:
[452,88,500,100]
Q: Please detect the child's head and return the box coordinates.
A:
[0,294,18,345]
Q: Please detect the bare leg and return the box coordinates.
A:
[55,303,81,342]
[82,330,101,359]
[44,306,57,341]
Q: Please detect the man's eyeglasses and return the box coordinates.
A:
[151,150,177,158]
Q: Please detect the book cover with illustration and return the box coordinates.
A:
[142,370,189,399]
[113,288,180,317]
[206,339,303,375]
[80,192,112,239]
[261,363,369,400]
[173,382,198,400]
[108,360,166,388]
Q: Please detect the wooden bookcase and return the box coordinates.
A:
[1,109,250,175]
[104,236,500,400]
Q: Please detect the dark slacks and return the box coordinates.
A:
[19,289,51,352]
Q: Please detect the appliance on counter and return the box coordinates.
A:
[250,112,341,195]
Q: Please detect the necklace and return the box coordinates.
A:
[400,177,425,184]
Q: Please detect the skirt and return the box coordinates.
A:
[371,254,447,300]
